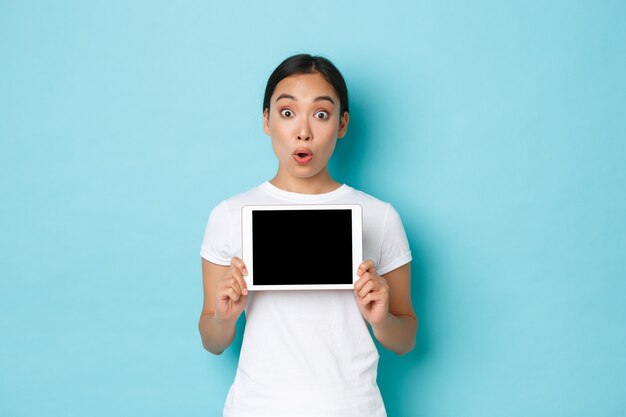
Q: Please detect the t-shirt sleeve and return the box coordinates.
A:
[377,204,412,276]
[200,201,233,266]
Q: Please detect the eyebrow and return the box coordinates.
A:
[276,94,296,102]
[314,95,335,105]
[275,94,335,105]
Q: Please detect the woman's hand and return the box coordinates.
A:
[354,259,390,326]
[214,257,249,323]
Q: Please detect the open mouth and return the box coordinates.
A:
[293,148,313,164]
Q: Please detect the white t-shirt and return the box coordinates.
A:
[201,182,412,417]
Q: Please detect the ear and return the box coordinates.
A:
[263,108,271,135]
[337,111,350,138]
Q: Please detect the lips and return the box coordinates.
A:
[293,148,313,164]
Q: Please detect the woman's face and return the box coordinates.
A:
[264,72,349,189]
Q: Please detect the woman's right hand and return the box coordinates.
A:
[214,257,249,323]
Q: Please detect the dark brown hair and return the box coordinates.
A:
[263,54,349,116]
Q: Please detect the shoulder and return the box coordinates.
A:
[345,186,411,274]
[211,183,269,216]
[345,186,408,239]
[345,186,395,219]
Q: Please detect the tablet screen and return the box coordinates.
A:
[252,209,353,285]
[242,204,362,290]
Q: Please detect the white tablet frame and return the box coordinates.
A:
[242,204,363,291]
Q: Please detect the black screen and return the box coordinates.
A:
[252,209,353,285]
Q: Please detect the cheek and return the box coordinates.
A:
[270,121,290,137]
[270,135,289,157]
[318,124,340,143]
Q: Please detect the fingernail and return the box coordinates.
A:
[243,288,248,295]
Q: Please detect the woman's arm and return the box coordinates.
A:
[198,257,248,355]
[354,262,418,355]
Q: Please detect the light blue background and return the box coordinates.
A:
[1,1,625,416]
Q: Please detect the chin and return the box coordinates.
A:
[287,169,321,180]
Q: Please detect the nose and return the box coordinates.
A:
[297,118,311,141]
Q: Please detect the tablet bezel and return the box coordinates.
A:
[241,204,363,291]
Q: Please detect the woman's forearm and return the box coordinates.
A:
[371,313,418,355]
[198,313,238,355]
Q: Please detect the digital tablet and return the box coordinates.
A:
[242,204,363,290]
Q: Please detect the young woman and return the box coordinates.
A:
[199,54,417,417]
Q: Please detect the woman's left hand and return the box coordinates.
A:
[354,260,390,326]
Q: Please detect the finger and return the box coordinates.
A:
[357,259,376,276]
[228,277,242,295]
[225,286,241,302]
[357,280,377,299]
[354,270,378,292]
[223,275,244,298]
[231,257,248,276]
[217,278,240,299]
[228,265,248,296]
[362,291,387,306]
[353,273,372,293]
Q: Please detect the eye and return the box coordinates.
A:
[280,109,294,118]
[314,111,329,120]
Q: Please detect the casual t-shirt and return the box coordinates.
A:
[201,182,412,417]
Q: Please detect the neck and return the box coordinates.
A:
[270,169,341,194]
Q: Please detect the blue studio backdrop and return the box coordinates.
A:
[1,1,625,416]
